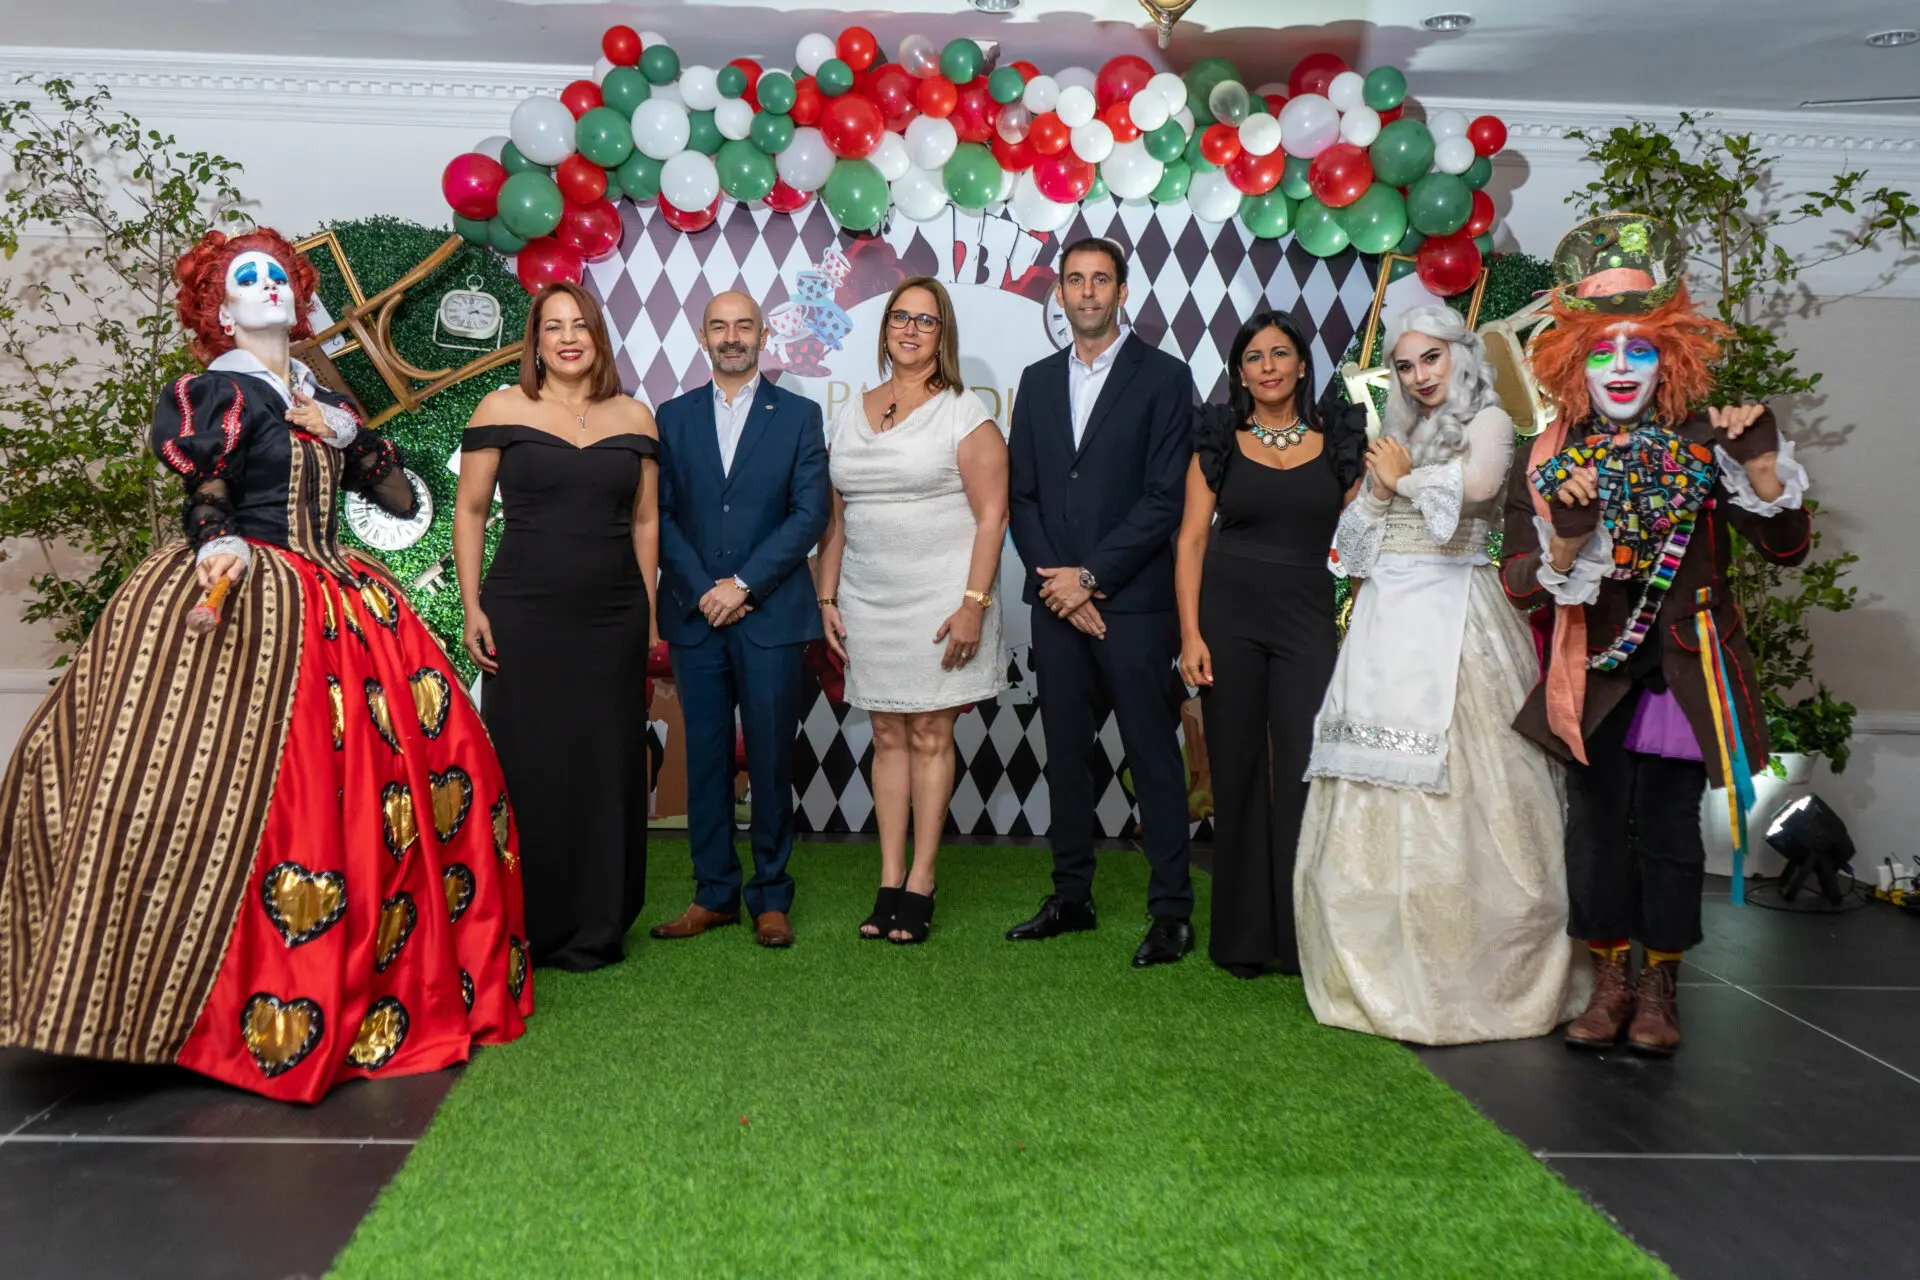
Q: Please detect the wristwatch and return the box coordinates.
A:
[1078,568,1098,592]
[731,574,751,599]
[964,588,992,609]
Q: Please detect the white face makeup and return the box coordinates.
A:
[221,251,295,335]
[1391,332,1452,410]
[1585,325,1662,425]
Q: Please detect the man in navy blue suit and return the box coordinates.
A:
[1005,238,1199,968]
[651,291,829,949]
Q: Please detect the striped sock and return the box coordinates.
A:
[1589,938,1630,962]
[1644,948,1683,968]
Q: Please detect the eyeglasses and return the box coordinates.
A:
[886,310,941,333]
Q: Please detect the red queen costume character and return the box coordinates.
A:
[1502,214,1810,1057]
[0,228,530,1102]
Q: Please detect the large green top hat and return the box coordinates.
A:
[1551,213,1685,315]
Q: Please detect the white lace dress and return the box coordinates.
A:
[828,388,1007,714]
[1295,406,1588,1045]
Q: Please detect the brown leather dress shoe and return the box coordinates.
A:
[1626,963,1682,1056]
[1564,948,1636,1049]
[754,910,794,948]
[649,903,739,940]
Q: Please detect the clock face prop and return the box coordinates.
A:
[434,277,505,352]
[344,467,434,551]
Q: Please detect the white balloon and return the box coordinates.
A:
[1434,134,1477,175]
[1327,71,1367,113]
[1188,168,1243,223]
[474,135,510,162]
[1127,88,1170,133]
[1010,171,1076,232]
[1174,107,1196,135]
[632,98,692,161]
[997,103,1033,145]
[1022,74,1061,114]
[638,30,666,47]
[1056,65,1097,93]
[796,33,837,76]
[650,81,684,108]
[1429,109,1470,140]
[1070,119,1115,164]
[904,114,959,170]
[897,34,940,80]
[1278,93,1340,158]
[871,132,912,182]
[715,98,755,142]
[593,57,616,85]
[891,165,950,221]
[1101,138,1164,200]
[997,168,1017,204]
[509,96,578,166]
[1338,105,1381,147]
[1056,85,1097,129]
[776,126,835,192]
[1239,114,1283,157]
[1147,71,1188,114]
[661,151,720,211]
[680,65,722,112]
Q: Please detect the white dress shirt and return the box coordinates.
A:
[1067,325,1131,450]
[713,374,760,475]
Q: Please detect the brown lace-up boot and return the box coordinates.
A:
[1626,951,1683,1056]
[1564,940,1636,1049]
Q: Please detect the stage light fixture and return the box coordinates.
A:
[1866,30,1919,48]
[1765,793,1856,905]
[1422,13,1476,31]
[971,0,1022,12]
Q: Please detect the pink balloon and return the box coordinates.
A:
[442,153,507,220]
[558,198,624,262]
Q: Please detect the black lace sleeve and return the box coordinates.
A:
[1325,402,1370,492]
[326,390,416,519]
[1191,403,1241,494]
[152,372,252,550]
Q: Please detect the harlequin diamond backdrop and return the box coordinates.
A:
[586,199,1376,838]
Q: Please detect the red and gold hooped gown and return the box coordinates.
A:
[0,356,531,1103]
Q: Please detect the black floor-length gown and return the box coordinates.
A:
[464,426,657,971]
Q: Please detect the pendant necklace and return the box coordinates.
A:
[1248,411,1306,449]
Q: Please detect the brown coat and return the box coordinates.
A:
[1499,411,1811,789]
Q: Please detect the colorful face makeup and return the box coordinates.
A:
[221,251,294,334]
[1391,332,1453,410]
[1584,326,1661,425]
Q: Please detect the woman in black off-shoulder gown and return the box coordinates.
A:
[455,282,660,972]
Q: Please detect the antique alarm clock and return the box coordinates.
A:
[434,275,504,352]
[344,468,435,551]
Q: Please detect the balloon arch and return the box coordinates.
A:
[441,26,1509,301]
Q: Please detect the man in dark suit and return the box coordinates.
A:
[652,291,829,949]
[1005,238,1198,968]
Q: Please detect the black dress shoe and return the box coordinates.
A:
[1132,916,1195,968]
[1005,894,1097,941]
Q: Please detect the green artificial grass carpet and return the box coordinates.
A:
[330,843,1667,1279]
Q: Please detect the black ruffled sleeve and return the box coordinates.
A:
[1324,402,1370,492]
[152,372,252,550]
[326,387,416,519]
[1191,403,1241,494]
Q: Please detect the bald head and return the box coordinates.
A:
[701,290,767,382]
[704,290,764,330]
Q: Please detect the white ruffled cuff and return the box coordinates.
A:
[1397,457,1463,544]
[1334,488,1391,578]
[1531,514,1612,607]
[195,536,252,573]
[317,401,360,449]
[1715,438,1808,517]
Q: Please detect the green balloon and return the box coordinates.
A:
[616,150,664,201]
[1474,233,1495,258]
[686,110,723,156]
[1394,226,1426,255]
[941,142,1003,212]
[1151,160,1192,203]
[1144,121,1187,164]
[940,38,982,84]
[1388,254,1419,281]
[639,45,680,86]
[1280,155,1313,201]
[1183,56,1240,126]
[823,158,889,231]
[717,65,748,98]
[487,217,527,255]
[1337,183,1409,255]
[1462,154,1494,191]
[816,58,854,97]
[500,141,545,176]
[1361,66,1408,111]
[988,66,1025,105]
[497,170,563,239]
[1184,129,1219,174]
[1239,190,1294,240]
[758,71,797,114]
[750,110,796,155]
[1407,171,1473,236]
[1370,119,1435,187]
[1293,196,1351,258]
[453,214,491,243]
[717,139,777,202]
[576,106,634,167]
[1087,172,1109,202]
[602,66,652,116]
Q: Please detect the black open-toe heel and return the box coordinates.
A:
[859,885,904,940]
[889,888,936,945]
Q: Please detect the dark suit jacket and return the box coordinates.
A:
[656,377,829,649]
[1007,333,1195,613]
[1500,410,1811,787]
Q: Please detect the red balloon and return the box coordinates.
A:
[1307,142,1373,209]
[820,94,886,159]
[1200,123,1242,167]
[1262,91,1288,115]
[950,77,1000,144]
[1034,152,1095,203]
[991,132,1038,173]
[837,26,878,72]
[515,236,584,293]
[1011,60,1041,82]
[792,78,825,126]
[1468,114,1508,157]
[441,152,507,220]
[727,58,764,110]
[1288,52,1349,100]
[1226,147,1286,196]
[555,153,609,205]
[1095,55,1156,112]
[916,74,958,119]
[560,79,603,119]
[868,63,923,132]
[1101,101,1142,143]
[658,193,722,234]
[1464,189,1496,237]
[602,25,641,66]
[557,198,623,262]
[766,179,813,215]
[1379,105,1404,125]
[1415,230,1484,296]
[1029,112,1070,156]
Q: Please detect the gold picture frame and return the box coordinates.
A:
[1357,252,1494,368]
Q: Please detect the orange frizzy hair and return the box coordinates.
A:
[1528,285,1731,427]
[174,227,319,365]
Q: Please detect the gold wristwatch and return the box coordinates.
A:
[964,588,992,609]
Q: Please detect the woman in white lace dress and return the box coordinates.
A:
[1294,305,1586,1044]
[813,278,1008,945]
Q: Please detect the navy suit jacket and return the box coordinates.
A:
[1007,334,1195,614]
[656,377,830,648]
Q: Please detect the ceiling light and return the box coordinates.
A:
[971,0,1021,12]
[1422,13,1475,31]
[1866,29,1918,48]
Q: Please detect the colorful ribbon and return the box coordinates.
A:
[1693,592,1755,905]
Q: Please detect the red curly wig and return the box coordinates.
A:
[174,227,319,364]
[1528,284,1731,427]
